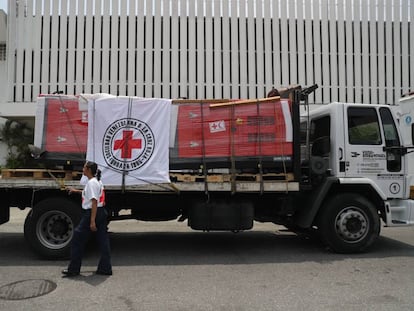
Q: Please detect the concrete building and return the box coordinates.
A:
[0,0,413,165]
[0,9,9,164]
[0,9,6,96]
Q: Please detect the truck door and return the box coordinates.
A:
[344,105,405,199]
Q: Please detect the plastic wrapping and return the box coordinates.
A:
[170,98,293,172]
[34,95,294,173]
[34,95,87,164]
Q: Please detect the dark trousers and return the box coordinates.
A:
[67,208,112,273]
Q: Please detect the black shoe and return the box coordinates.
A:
[62,269,80,277]
[95,270,112,276]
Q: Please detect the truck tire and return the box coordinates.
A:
[317,193,380,253]
[24,198,81,259]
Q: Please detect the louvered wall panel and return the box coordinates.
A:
[170,1,179,99]
[337,0,345,103]
[296,0,305,90]
[263,0,273,93]
[412,2,414,90]
[221,1,231,98]
[353,0,362,104]
[213,1,223,99]
[5,0,413,105]
[401,0,409,96]
[311,0,322,104]
[57,1,68,95]
[377,0,386,104]
[31,1,42,100]
[229,0,239,98]
[135,0,145,96]
[66,0,76,95]
[23,0,33,102]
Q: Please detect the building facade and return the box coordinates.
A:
[0,0,413,120]
[0,9,7,102]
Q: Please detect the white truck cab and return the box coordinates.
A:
[302,98,414,228]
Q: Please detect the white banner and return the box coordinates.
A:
[87,97,171,185]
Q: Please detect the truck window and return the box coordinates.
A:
[348,107,381,145]
[380,107,402,172]
[310,116,330,142]
[300,121,307,144]
[379,107,400,147]
[300,115,330,161]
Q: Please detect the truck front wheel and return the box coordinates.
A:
[24,198,81,259]
[317,193,380,253]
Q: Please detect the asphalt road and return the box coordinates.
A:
[1,208,414,311]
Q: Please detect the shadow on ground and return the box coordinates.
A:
[0,228,413,267]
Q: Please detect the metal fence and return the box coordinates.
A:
[6,0,413,104]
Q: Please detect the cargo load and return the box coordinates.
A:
[34,95,294,175]
[34,95,88,163]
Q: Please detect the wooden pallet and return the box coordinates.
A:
[235,173,294,182]
[1,169,293,183]
[170,172,294,183]
[170,173,230,183]
[1,169,83,180]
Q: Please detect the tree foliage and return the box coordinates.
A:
[0,120,34,168]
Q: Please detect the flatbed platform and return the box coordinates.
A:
[0,169,299,193]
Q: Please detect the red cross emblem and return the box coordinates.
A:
[113,130,142,159]
[103,118,155,171]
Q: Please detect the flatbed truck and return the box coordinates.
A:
[0,86,413,258]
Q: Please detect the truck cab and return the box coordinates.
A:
[302,100,414,229]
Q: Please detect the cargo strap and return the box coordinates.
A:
[256,99,264,195]
[58,95,85,157]
[200,101,209,195]
[121,97,134,193]
[274,102,289,193]
[45,170,67,191]
[230,105,236,194]
[211,97,282,194]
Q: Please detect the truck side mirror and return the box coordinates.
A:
[311,136,330,157]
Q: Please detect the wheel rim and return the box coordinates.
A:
[35,210,74,250]
[335,206,369,243]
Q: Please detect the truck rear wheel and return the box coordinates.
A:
[317,193,380,253]
[24,198,81,259]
